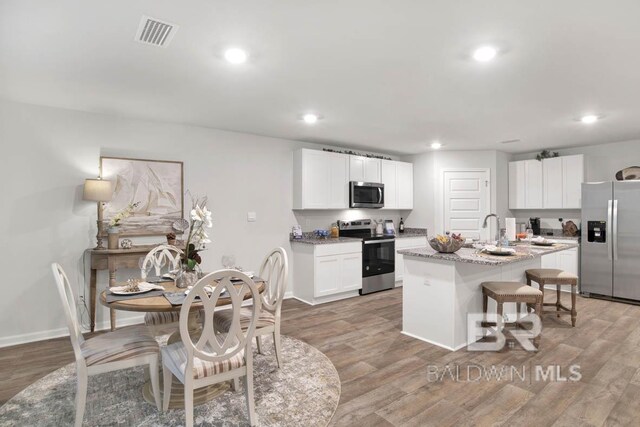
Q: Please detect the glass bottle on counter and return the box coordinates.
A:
[330,223,339,238]
[399,217,405,233]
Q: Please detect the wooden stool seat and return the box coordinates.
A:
[481,281,543,349]
[526,268,578,327]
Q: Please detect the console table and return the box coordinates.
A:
[89,245,160,332]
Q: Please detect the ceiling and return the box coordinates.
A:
[1,0,640,155]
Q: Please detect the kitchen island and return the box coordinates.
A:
[398,243,578,351]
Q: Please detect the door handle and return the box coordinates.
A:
[378,187,383,204]
[364,239,395,244]
[607,200,613,261]
[613,199,619,261]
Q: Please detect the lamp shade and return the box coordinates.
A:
[83,178,113,202]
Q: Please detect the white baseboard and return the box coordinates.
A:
[401,330,467,352]
[292,291,359,306]
[0,315,146,349]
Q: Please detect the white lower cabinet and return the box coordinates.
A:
[540,243,580,288]
[395,236,428,283]
[292,242,362,304]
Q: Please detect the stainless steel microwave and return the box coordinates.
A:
[349,181,384,208]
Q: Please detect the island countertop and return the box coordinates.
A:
[398,243,578,266]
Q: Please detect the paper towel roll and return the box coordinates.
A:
[506,218,516,241]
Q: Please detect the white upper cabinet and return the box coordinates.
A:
[543,157,563,209]
[562,155,584,208]
[349,156,381,183]
[293,149,349,209]
[509,159,542,209]
[381,160,413,209]
[509,154,584,209]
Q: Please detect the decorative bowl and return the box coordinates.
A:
[428,236,465,253]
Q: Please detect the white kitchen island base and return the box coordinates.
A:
[402,254,541,351]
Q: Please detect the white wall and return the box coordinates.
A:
[0,99,398,346]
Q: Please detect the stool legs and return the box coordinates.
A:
[534,297,543,348]
[556,285,562,317]
[571,285,577,327]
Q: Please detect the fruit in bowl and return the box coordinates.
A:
[429,232,465,253]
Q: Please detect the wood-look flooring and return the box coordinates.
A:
[2,288,640,426]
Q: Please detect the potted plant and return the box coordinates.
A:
[166,232,177,246]
[175,195,212,288]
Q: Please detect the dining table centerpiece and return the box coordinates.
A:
[175,195,212,288]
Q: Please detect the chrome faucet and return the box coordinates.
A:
[482,214,501,244]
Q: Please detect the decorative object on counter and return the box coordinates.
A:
[374,219,384,236]
[101,156,184,236]
[429,232,465,253]
[120,238,133,249]
[384,219,395,236]
[166,232,176,245]
[292,225,303,239]
[505,218,516,241]
[535,149,560,161]
[175,194,211,288]
[330,223,339,238]
[83,178,113,250]
[562,220,579,237]
[482,245,516,256]
[615,166,640,181]
[314,229,330,239]
[321,147,392,160]
[399,217,405,233]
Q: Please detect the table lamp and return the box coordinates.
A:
[83,178,113,249]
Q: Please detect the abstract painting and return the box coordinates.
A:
[100,157,183,236]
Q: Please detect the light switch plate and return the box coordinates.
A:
[247,212,257,222]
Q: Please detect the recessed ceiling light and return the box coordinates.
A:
[580,114,599,124]
[473,46,498,62]
[224,48,248,64]
[302,113,320,124]
[431,141,442,149]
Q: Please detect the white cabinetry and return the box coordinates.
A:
[541,243,580,288]
[293,149,349,209]
[381,160,414,209]
[349,156,381,183]
[509,155,584,209]
[292,242,362,304]
[395,236,427,283]
[509,160,542,209]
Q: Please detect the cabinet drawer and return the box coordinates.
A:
[396,236,427,249]
[314,242,361,257]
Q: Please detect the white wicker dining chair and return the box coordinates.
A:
[51,263,161,427]
[142,245,186,332]
[161,270,261,427]
[214,248,288,368]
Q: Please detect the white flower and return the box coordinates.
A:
[191,205,213,228]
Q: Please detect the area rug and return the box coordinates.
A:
[0,336,340,426]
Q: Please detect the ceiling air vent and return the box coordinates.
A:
[135,15,178,47]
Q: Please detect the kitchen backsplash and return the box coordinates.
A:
[293,209,407,231]
[514,217,581,231]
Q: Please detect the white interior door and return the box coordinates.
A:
[443,170,490,240]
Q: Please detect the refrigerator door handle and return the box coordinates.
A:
[607,199,613,261]
[613,199,619,261]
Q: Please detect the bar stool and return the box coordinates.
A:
[525,269,578,327]
[481,281,544,348]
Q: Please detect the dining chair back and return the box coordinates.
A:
[162,270,261,426]
[51,263,161,426]
[141,244,183,279]
[51,263,85,362]
[258,247,288,315]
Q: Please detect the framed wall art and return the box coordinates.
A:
[100,156,184,236]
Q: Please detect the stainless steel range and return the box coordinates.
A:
[338,219,395,295]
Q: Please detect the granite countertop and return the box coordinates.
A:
[290,232,362,245]
[398,242,578,266]
[396,228,428,238]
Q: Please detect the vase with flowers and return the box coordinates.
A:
[175,195,212,288]
[106,202,139,249]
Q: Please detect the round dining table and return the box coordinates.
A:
[99,279,266,409]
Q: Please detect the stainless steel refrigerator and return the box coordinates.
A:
[581,181,640,301]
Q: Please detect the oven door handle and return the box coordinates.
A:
[364,239,395,244]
